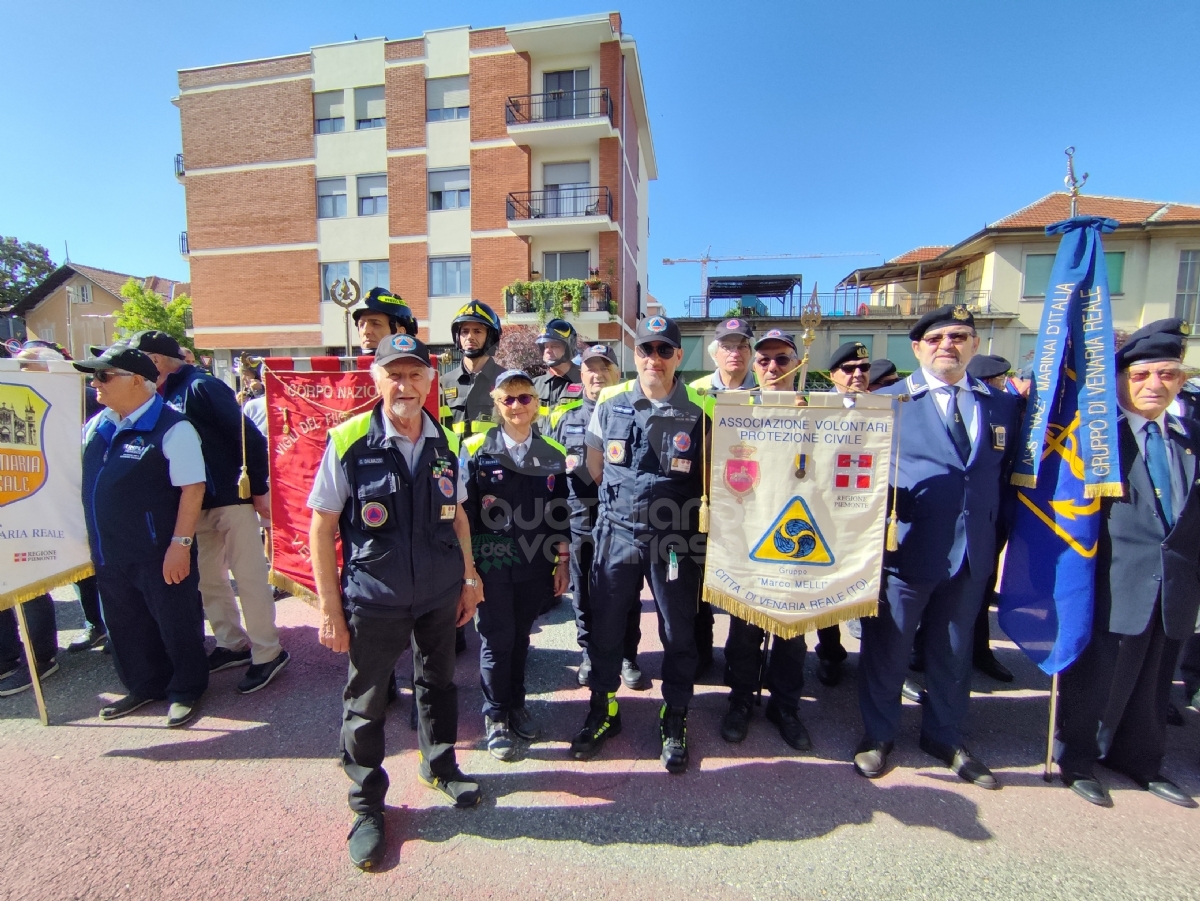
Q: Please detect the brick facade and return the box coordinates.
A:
[189,249,320,329]
[180,80,314,170]
[384,39,424,61]
[199,330,324,350]
[179,54,311,90]
[468,28,508,50]
[185,166,316,249]
[600,42,622,131]
[470,145,530,231]
[469,50,529,142]
[472,235,529,312]
[388,155,428,237]
[390,243,429,321]
[385,64,426,150]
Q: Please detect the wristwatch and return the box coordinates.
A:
[171,536,194,547]
[464,578,479,588]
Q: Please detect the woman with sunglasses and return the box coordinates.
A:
[461,369,570,760]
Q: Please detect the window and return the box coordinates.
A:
[314,90,345,134]
[430,257,471,296]
[426,76,469,121]
[1177,250,1200,326]
[357,175,388,216]
[885,334,918,371]
[67,283,93,304]
[360,261,390,293]
[1104,251,1125,295]
[317,178,347,219]
[38,323,55,343]
[429,168,470,210]
[1018,333,1038,369]
[838,334,873,358]
[321,262,350,302]
[1024,251,1125,296]
[543,161,590,217]
[543,68,591,120]
[543,251,589,281]
[354,85,385,130]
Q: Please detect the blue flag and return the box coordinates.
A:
[998,216,1122,675]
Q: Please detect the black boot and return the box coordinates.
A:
[570,692,621,760]
[659,704,689,774]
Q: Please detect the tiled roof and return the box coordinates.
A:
[990,192,1200,229]
[9,264,183,316]
[68,264,140,299]
[887,246,950,265]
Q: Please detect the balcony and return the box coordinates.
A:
[679,289,1012,320]
[505,88,616,147]
[174,153,185,180]
[179,231,189,256]
[506,187,616,237]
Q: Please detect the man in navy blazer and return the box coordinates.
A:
[854,305,1018,787]
[1057,321,1200,808]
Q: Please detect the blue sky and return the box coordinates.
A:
[3,1,1198,314]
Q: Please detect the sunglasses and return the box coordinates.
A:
[839,362,871,374]
[500,393,536,407]
[756,354,795,368]
[920,330,975,347]
[636,343,677,360]
[93,370,135,384]
[1127,368,1184,384]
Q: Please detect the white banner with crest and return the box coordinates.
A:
[0,362,93,609]
[702,391,895,637]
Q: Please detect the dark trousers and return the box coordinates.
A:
[77,575,104,632]
[342,598,459,815]
[0,594,58,672]
[724,616,806,711]
[1058,602,1178,782]
[911,602,993,669]
[590,524,700,708]
[1179,632,1200,696]
[97,558,208,705]
[477,577,549,720]
[695,601,715,660]
[570,529,640,660]
[815,625,846,663]
[858,565,987,746]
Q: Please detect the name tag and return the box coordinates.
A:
[440,505,456,521]
[357,456,384,465]
[613,404,634,415]
[565,384,583,396]
[991,425,1006,450]
[670,457,692,473]
[443,387,458,399]
[565,424,585,434]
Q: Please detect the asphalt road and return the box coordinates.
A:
[2,587,1198,901]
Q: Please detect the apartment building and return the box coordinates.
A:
[174,12,655,377]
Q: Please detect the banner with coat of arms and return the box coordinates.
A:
[0,362,93,609]
[702,391,895,637]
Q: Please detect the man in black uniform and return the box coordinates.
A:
[308,333,484,868]
[549,343,644,689]
[441,301,503,441]
[353,288,418,353]
[533,318,582,418]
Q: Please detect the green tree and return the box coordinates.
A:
[114,278,197,352]
[0,237,55,310]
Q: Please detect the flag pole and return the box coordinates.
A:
[1043,672,1059,782]
[1064,147,1088,218]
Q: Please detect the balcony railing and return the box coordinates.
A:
[505,88,612,126]
[179,231,189,255]
[174,153,185,178]
[506,186,613,221]
[504,283,612,315]
[680,289,1007,319]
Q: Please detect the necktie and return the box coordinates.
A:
[941,386,971,463]
[1144,421,1174,526]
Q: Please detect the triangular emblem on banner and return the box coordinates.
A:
[750,496,835,566]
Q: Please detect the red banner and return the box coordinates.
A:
[262,356,442,601]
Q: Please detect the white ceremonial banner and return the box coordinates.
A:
[0,361,93,610]
[703,391,896,637]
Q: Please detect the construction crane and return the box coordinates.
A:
[662,248,880,300]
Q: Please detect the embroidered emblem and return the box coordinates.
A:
[606,440,627,464]
[834,454,874,490]
[546,474,556,491]
[645,316,667,333]
[437,476,455,498]
[482,494,497,508]
[952,306,970,320]
[672,431,691,453]
[362,502,388,527]
[565,453,580,473]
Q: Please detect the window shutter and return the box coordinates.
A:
[355,86,385,120]
[543,162,590,186]
[429,168,469,192]
[426,76,468,110]
[314,91,345,119]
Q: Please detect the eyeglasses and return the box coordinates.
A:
[920,330,975,347]
[93,370,135,384]
[1127,368,1185,384]
[756,354,795,368]
[716,340,749,353]
[500,393,536,407]
[636,343,677,360]
[838,362,871,374]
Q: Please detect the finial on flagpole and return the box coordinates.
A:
[1064,147,1088,218]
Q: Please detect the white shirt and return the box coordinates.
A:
[86,395,206,487]
[307,411,467,513]
[244,396,268,437]
[1121,406,1185,516]
[921,368,980,446]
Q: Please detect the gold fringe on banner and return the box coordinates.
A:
[0,562,96,613]
[702,585,878,639]
[269,570,319,607]
[1010,473,1038,488]
[1083,482,1124,499]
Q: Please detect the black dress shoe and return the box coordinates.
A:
[816,658,842,687]
[1061,772,1111,807]
[1166,702,1184,727]
[973,652,1014,683]
[720,695,753,743]
[901,678,928,704]
[919,736,999,789]
[765,704,812,751]
[853,740,893,779]
[1137,776,1197,808]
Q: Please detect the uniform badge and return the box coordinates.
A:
[546,474,556,491]
[482,494,497,508]
[362,501,388,527]
[606,440,627,464]
[437,476,455,498]
[440,505,456,521]
[565,384,583,396]
[670,458,692,473]
[672,431,691,453]
[724,444,761,499]
[432,459,453,478]
[565,453,580,473]
[991,425,1006,450]
[645,316,667,333]
[444,387,458,399]
[952,306,971,320]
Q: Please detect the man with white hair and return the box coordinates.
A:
[75,344,209,727]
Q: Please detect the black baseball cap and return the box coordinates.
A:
[580,343,619,367]
[373,332,432,367]
[909,305,976,341]
[714,317,754,342]
[754,328,797,353]
[966,354,1011,380]
[635,315,682,349]
[829,341,870,370]
[73,345,160,382]
[126,329,184,359]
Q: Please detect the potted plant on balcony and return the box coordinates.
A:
[560,279,586,316]
[586,267,602,289]
[506,279,533,313]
